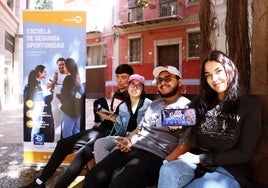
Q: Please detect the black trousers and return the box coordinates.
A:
[38,125,111,188]
[83,147,163,188]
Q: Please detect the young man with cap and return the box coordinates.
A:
[20,64,134,188]
[82,66,195,188]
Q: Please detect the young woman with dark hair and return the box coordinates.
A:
[56,58,83,138]
[158,50,261,188]
[24,65,47,141]
[94,74,151,163]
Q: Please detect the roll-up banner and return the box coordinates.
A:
[23,11,86,166]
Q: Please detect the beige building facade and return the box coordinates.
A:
[0,0,26,110]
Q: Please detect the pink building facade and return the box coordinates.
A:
[86,0,201,99]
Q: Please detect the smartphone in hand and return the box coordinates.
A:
[115,138,131,151]
[96,104,114,115]
[161,108,196,126]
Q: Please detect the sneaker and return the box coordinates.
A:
[19,181,45,188]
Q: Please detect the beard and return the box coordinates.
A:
[158,84,179,98]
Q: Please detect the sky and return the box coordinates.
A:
[29,0,116,32]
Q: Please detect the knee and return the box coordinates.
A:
[163,160,197,186]
[94,139,102,151]
[159,162,175,177]
[160,160,195,180]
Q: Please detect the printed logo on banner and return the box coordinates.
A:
[34,134,44,145]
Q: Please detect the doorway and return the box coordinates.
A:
[158,45,180,67]
[154,38,182,71]
[86,67,106,98]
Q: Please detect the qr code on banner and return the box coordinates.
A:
[161,108,196,126]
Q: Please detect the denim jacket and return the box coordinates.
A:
[113,98,151,136]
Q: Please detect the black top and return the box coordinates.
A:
[125,97,145,132]
[190,95,262,182]
[57,75,82,118]
[110,89,129,113]
[100,89,129,130]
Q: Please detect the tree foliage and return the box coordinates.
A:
[35,0,53,10]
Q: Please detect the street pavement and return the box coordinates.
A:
[0,99,96,188]
[0,105,23,144]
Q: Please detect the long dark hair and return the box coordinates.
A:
[26,65,45,100]
[35,65,45,74]
[65,58,81,87]
[26,70,38,100]
[200,50,241,114]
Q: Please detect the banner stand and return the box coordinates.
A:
[23,10,86,166]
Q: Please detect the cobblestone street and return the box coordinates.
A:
[0,99,95,188]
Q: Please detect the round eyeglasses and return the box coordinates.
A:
[128,82,143,89]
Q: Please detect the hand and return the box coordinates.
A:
[178,152,200,164]
[167,126,182,131]
[96,111,116,122]
[116,136,132,152]
[53,73,58,81]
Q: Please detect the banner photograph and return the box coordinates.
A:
[23,11,86,166]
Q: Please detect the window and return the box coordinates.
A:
[4,32,15,104]
[87,45,106,66]
[160,1,177,17]
[5,32,15,53]
[188,0,199,4]
[188,0,199,3]
[129,7,143,22]
[7,0,14,10]
[129,37,142,63]
[188,32,200,58]
[128,0,143,22]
